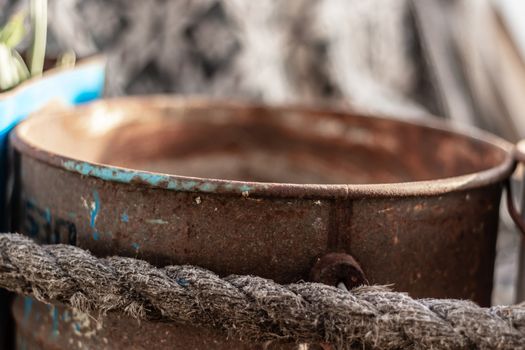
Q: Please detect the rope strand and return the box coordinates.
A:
[0,233,523,349]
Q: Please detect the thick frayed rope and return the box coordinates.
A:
[0,233,523,349]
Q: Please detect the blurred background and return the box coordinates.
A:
[1,0,525,305]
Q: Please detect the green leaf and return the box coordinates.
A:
[29,0,47,77]
[0,11,27,48]
[0,44,23,91]
[12,50,30,82]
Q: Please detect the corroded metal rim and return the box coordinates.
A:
[11,96,515,199]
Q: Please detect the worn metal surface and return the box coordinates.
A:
[9,97,514,349]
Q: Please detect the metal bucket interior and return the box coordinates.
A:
[16,97,511,189]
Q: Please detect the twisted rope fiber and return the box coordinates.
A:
[0,234,524,349]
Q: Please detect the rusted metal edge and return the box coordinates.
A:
[10,96,515,200]
[510,139,525,302]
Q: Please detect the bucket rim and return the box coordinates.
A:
[11,95,516,199]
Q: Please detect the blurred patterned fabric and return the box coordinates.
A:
[2,0,434,116]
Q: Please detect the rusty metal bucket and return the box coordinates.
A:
[8,97,519,349]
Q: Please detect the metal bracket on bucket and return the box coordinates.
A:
[505,140,525,302]
[309,252,368,289]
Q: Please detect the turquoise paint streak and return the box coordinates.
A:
[62,161,249,193]
[90,191,100,240]
[64,161,170,186]
[44,208,51,223]
[200,183,217,192]
[23,297,33,323]
[51,306,59,337]
[239,184,252,193]
[181,180,198,190]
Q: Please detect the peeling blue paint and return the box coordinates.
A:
[44,208,51,223]
[62,160,250,194]
[64,161,169,186]
[51,306,59,337]
[166,180,179,190]
[121,212,129,223]
[181,181,198,191]
[239,184,252,193]
[90,191,100,227]
[90,191,100,240]
[23,297,33,323]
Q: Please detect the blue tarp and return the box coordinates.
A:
[0,59,105,230]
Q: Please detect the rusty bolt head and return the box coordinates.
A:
[309,253,368,289]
